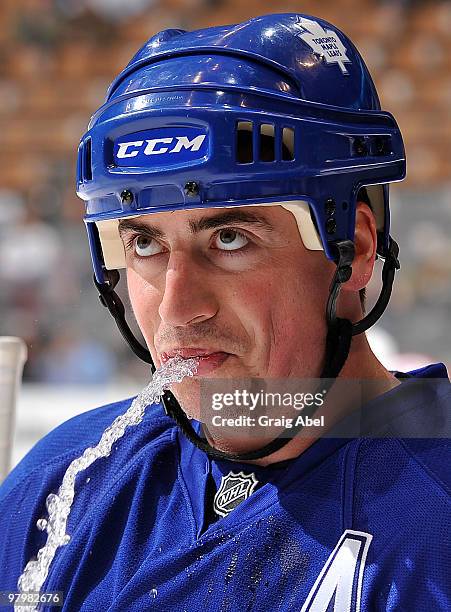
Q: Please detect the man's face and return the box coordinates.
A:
[120,205,335,417]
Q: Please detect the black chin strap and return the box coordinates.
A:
[94,269,155,367]
[94,236,400,461]
[326,236,400,335]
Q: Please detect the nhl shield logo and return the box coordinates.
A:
[213,471,259,517]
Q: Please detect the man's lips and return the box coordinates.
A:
[160,349,231,374]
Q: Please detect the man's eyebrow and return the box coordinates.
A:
[118,210,274,239]
[118,219,165,241]
[189,210,274,233]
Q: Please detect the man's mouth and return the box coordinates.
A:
[160,348,230,374]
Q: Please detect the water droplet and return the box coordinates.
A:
[86,477,91,483]
[36,519,47,531]
[225,551,239,584]
[150,588,158,598]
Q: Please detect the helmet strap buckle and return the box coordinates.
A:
[326,239,355,328]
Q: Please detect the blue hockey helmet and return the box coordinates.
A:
[77,13,404,284]
[76,14,405,460]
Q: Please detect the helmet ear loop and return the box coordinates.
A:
[326,239,355,330]
[326,236,400,337]
[322,239,355,380]
[94,268,154,368]
[352,236,400,336]
[94,268,182,416]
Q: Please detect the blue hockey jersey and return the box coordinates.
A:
[0,363,450,611]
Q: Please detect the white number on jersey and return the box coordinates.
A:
[301,530,372,612]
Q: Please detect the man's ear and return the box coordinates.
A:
[341,202,377,293]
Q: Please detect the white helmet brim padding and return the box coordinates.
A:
[96,190,383,271]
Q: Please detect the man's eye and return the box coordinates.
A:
[133,235,164,257]
[213,229,249,251]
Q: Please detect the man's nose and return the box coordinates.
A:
[158,252,219,326]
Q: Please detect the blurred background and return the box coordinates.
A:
[0,0,450,469]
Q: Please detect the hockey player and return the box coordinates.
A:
[0,14,449,611]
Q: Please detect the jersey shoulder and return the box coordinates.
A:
[393,362,450,494]
[0,397,173,504]
[356,363,451,500]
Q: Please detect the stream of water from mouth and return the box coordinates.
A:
[15,356,198,612]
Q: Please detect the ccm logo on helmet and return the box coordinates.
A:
[116,134,206,158]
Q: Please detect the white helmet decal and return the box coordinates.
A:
[295,17,352,75]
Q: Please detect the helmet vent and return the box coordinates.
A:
[351,135,393,158]
[77,138,93,183]
[84,137,93,181]
[282,127,294,161]
[236,121,295,164]
[260,124,275,162]
[236,121,254,163]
